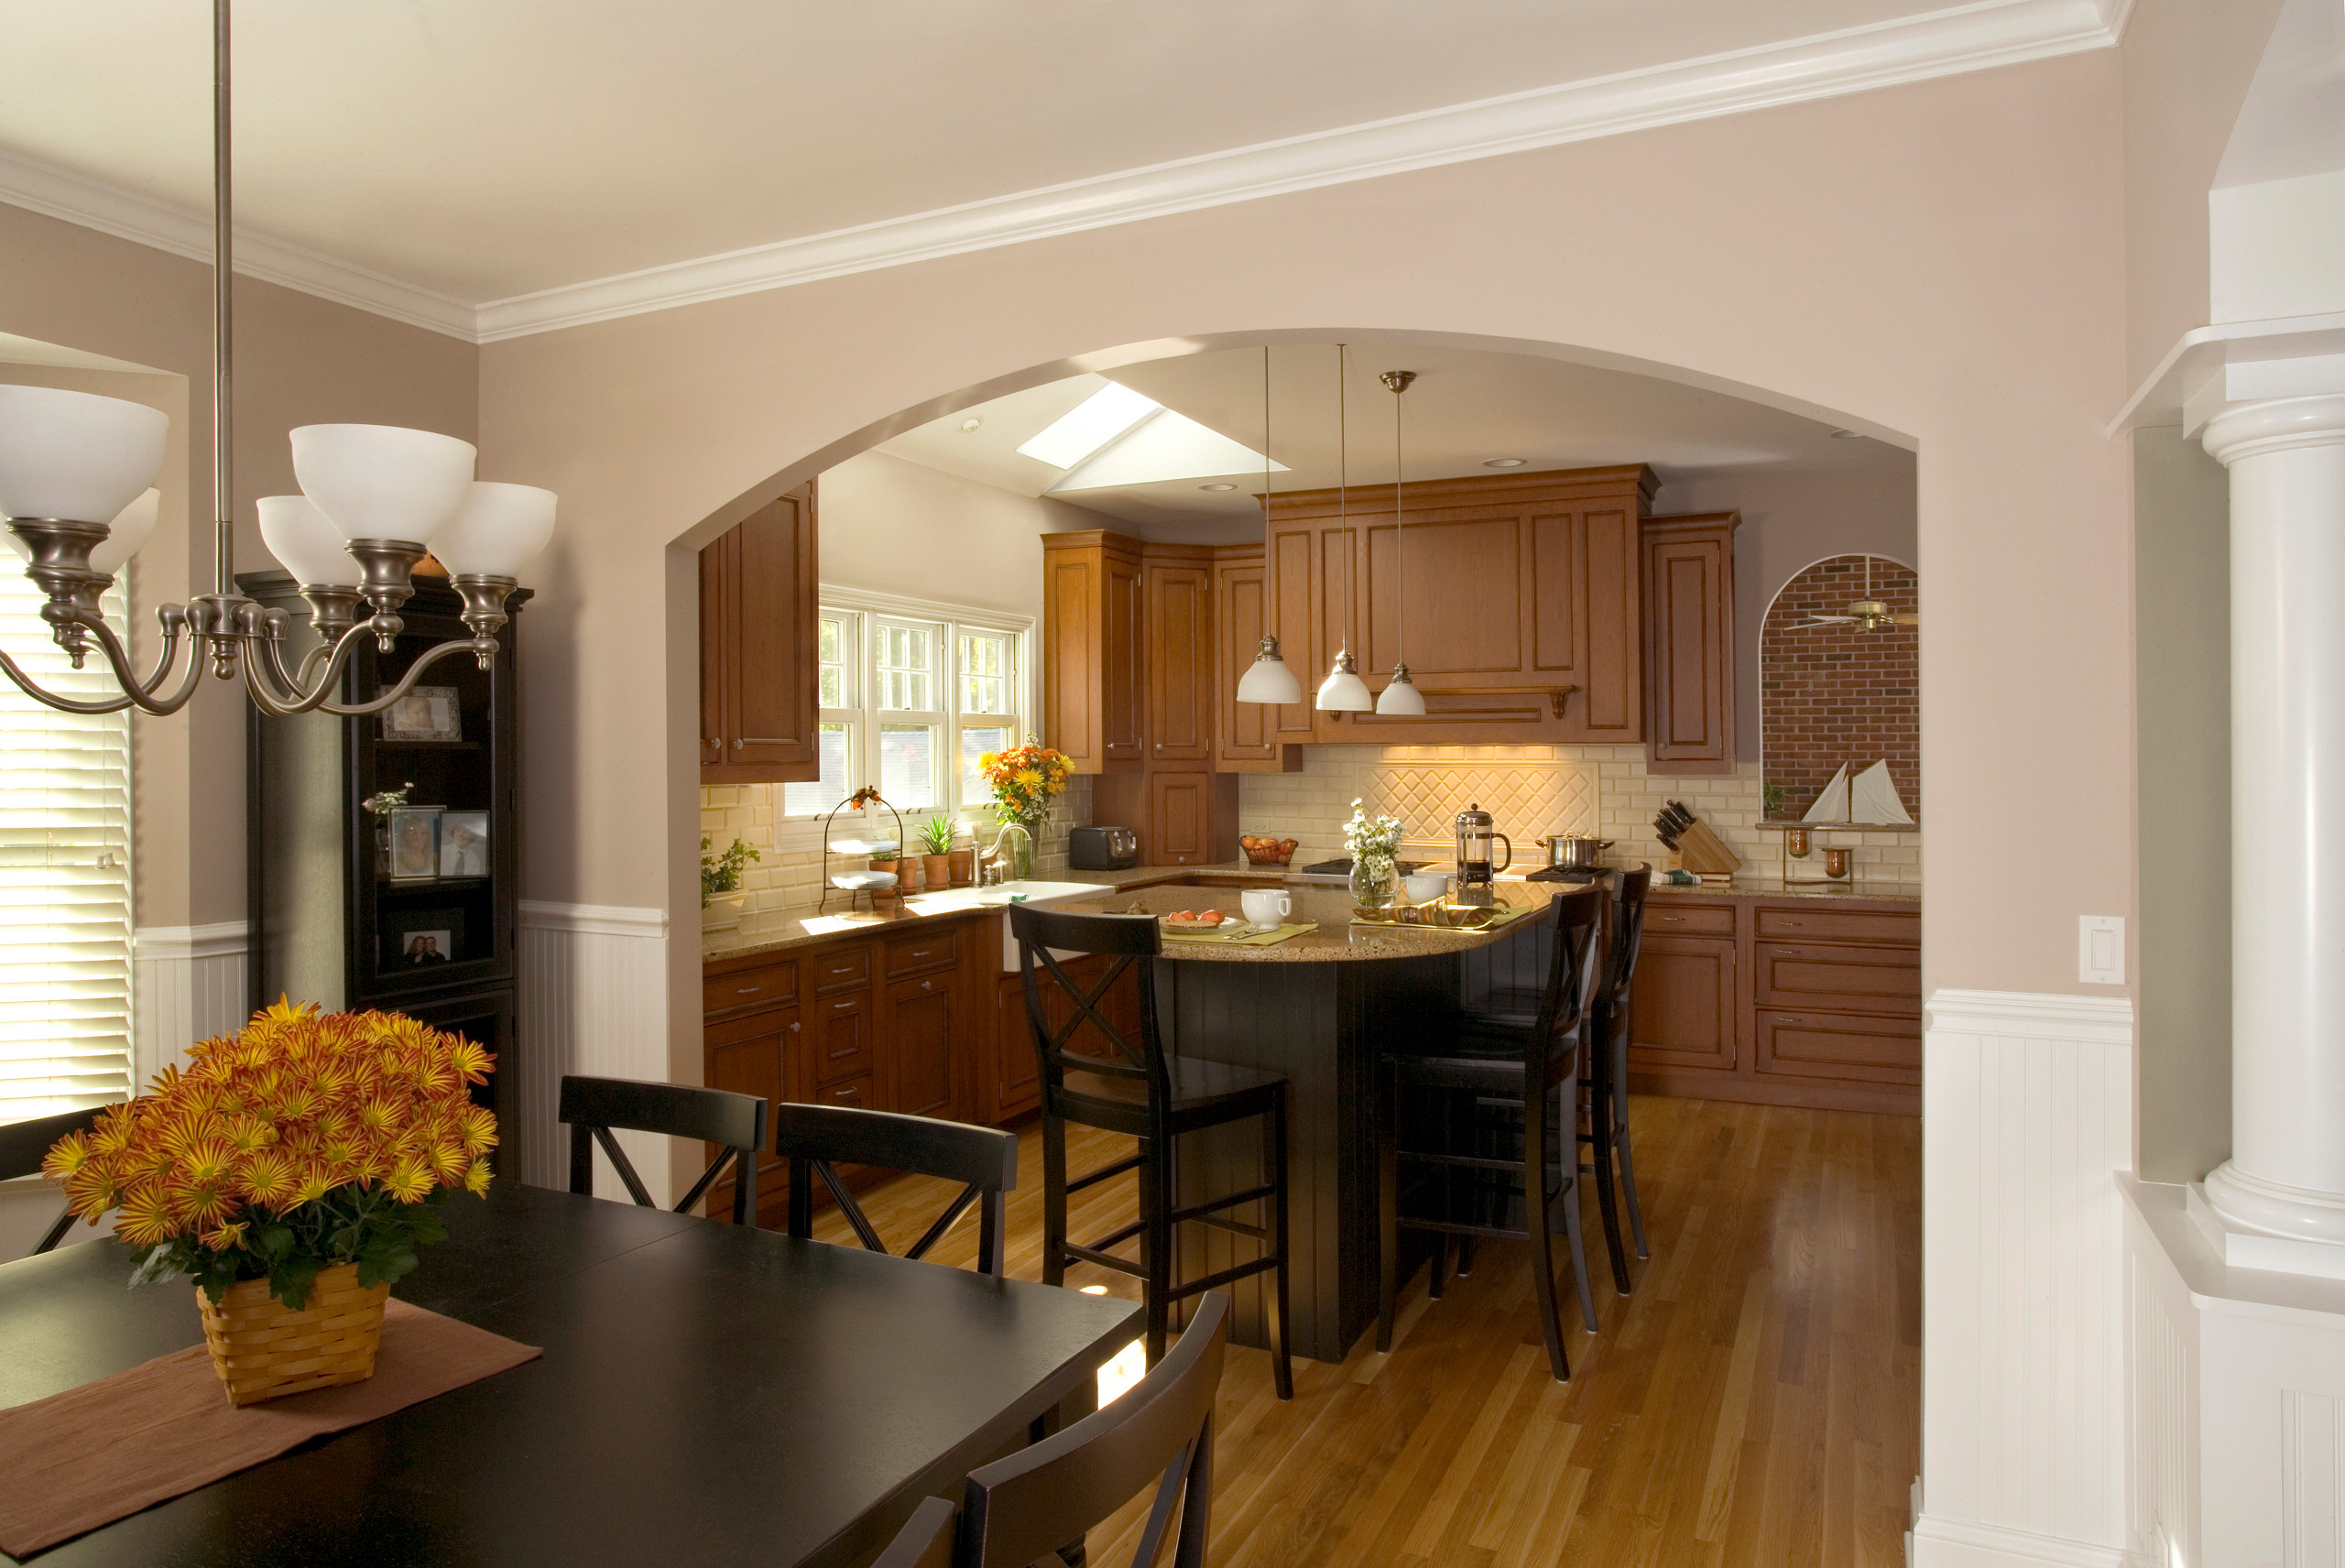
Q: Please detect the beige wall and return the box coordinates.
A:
[0,201,478,931]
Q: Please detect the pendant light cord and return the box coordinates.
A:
[1393,376,1403,668]
[1262,344,1273,639]
[212,0,234,596]
[1336,343,1349,659]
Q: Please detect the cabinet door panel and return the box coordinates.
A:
[1146,561,1213,763]
[886,974,956,1120]
[990,974,1041,1120]
[811,991,872,1086]
[1642,514,1736,771]
[1149,770,1227,866]
[1045,552,1101,769]
[1626,934,1738,1073]
[704,1007,796,1226]
[698,544,726,767]
[1755,1008,1921,1084]
[728,485,818,770]
[1104,550,1146,764]
[1753,942,1920,1017]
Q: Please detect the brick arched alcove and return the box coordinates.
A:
[1760,553,1919,822]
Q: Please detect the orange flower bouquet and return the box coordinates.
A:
[976,737,1072,836]
[41,1001,496,1403]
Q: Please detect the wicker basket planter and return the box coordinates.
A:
[196,1263,391,1407]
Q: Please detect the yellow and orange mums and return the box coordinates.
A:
[42,1001,495,1294]
[976,739,1073,833]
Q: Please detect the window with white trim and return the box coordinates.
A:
[0,571,133,1127]
[780,592,1031,820]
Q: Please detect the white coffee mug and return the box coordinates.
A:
[1239,888,1292,931]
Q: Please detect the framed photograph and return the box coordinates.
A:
[387,805,443,882]
[439,810,490,878]
[382,905,467,971]
[380,685,463,743]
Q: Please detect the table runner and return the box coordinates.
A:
[0,1296,540,1557]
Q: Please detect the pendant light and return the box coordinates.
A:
[1374,370,1425,716]
[1234,345,1303,705]
[1315,343,1373,713]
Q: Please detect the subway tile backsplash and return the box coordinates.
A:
[1231,745,1920,887]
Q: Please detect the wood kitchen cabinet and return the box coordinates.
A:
[1144,549,1215,764]
[1042,532,1145,774]
[1642,512,1739,775]
[700,481,820,786]
[1264,465,1658,745]
[1628,893,1919,1115]
[1211,545,1305,773]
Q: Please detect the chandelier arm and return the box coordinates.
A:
[311,636,498,718]
[0,651,147,714]
[245,615,384,711]
[71,609,215,712]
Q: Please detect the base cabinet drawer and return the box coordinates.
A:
[1754,1007,1920,1084]
[1627,934,1738,1073]
[809,1073,872,1111]
[1754,942,1921,1017]
[1642,902,1737,938]
[703,960,798,1020]
[808,947,872,996]
[1753,906,1918,944]
[883,930,959,980]
[809,990,872,1086]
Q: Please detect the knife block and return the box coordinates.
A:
[1673,816,1743,877]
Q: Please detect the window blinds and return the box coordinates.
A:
[0,572,133,1127]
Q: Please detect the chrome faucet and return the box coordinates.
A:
[978,821,1033,887]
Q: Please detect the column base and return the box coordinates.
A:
[2191,1171,2345,1279]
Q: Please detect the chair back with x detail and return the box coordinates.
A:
[870,1292,1230,1568]
[1,1105,104,1258]
[559,1074,768,1225]
[1011,902,1169,1133]
[774,1103,1020,1277]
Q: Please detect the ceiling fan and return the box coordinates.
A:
[1793,554,1917,633]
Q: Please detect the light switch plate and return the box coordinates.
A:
[2079,915,2125,985]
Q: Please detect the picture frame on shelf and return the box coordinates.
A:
[381,905,468,971]
[387,805,443,882]
[439,811,490,878]
[381,686,463,743]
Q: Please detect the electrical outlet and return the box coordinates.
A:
[2079,915,2125,985]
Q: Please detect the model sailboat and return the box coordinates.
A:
[1800,761,1913,825]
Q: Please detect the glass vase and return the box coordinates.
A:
[1349,855,1395,909]
[1012,815,1042,879]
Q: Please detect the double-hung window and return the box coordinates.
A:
[0,572,134,1127]
[780,592,1031,819]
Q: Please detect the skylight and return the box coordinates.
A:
[1016,383,1161,470]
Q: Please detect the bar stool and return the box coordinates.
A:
[1377,886,1606,1382]
[1582,866,1652,1272]
[1010,903,1295,1401]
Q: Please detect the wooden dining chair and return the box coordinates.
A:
[558,1074,768,1225]
[773,1103,1020,1278]
[0,1105,104,1258]
[870,1291,1229,1568]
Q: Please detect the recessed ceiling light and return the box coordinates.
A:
[959,416,983,433]
[1830,428,1862,440]
[1482,457,1527,468]
[1198,483,1238,492]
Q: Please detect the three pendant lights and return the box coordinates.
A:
[1233,345,1424,715]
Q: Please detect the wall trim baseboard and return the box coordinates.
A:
[130,920,251,964]
[3,0,2121,344]
[518,900,669,940]
[1925,987,2135,1045]
[1911,1515,2139,1568]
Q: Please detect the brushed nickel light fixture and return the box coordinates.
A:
[1373,370,1425,716]
[1234,345,1304,705]
[0,0,553,718]
[1314,344,1372,713]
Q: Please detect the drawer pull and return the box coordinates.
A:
[920,979,933,991]
[1659,915,1683,922]
[788,1021,800,1032]
[833,999,856,1011]
[1777,948,1803,956]
[1782,920,1805,928]
[736,986,761,996]
[1782,1016,1805,1024]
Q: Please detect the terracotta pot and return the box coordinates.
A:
[947,848,975,887]
[922,854,953,889]
[868,857,902,899]
[197,1261,388,1406]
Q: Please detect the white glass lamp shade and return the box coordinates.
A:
[0,385,169,524]
[1374,667,1427,716]
[289,424,476,544]
[430,482,557,577]
[258,495,363,586]
[1315,657,1373,713]
[1234,635,1303,705]
[5,486,162,572]
[89,488,162,574]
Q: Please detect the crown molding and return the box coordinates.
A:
[3,0,2122,346]
[0,148,477,342]
[473,0,2121,342]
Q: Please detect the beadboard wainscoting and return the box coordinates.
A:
[1913,989,2136,1568]
[517,900,671,1200]
[130,921,252,1084]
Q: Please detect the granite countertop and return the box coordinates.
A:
[1056,879,1556,964]
[1641,876,1919,903]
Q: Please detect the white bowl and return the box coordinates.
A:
[1402,872,1449,903]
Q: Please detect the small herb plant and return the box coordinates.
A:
[918,815,954,855]
[1761,782,1789,819]
[701,833,760,908]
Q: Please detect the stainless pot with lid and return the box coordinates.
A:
[1536,832,1615,870]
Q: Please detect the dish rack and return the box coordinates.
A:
[818,789,907,912]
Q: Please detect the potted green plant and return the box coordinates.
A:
[702,833,759,929]
[918,815,954,892]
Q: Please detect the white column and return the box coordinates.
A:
[2201,391,2345,1258]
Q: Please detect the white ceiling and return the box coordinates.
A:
[878,342,1910,537]
[0,0,2118,332]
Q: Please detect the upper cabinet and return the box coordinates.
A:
[701,481,820,786]
[1142,547,1215,765]
[1042,531,1144,775]
[1210,545,1304,773]
[1264,465,1658,745]
[1642,513,1739,775]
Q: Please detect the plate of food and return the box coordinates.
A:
[1161,908,1228,930]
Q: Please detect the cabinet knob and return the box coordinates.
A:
[733,739,744,750]
[789,1021,800,1032]
[921,979,933,991]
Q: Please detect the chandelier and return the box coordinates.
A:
[0,0,554,719]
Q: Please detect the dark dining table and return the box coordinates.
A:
[0,1181,1141,1568]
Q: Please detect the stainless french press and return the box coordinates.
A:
[1453,802,1512,886]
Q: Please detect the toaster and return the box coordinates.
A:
[1068,825,1140,870]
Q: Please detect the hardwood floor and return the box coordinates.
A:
[813,1094,1920,1566]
